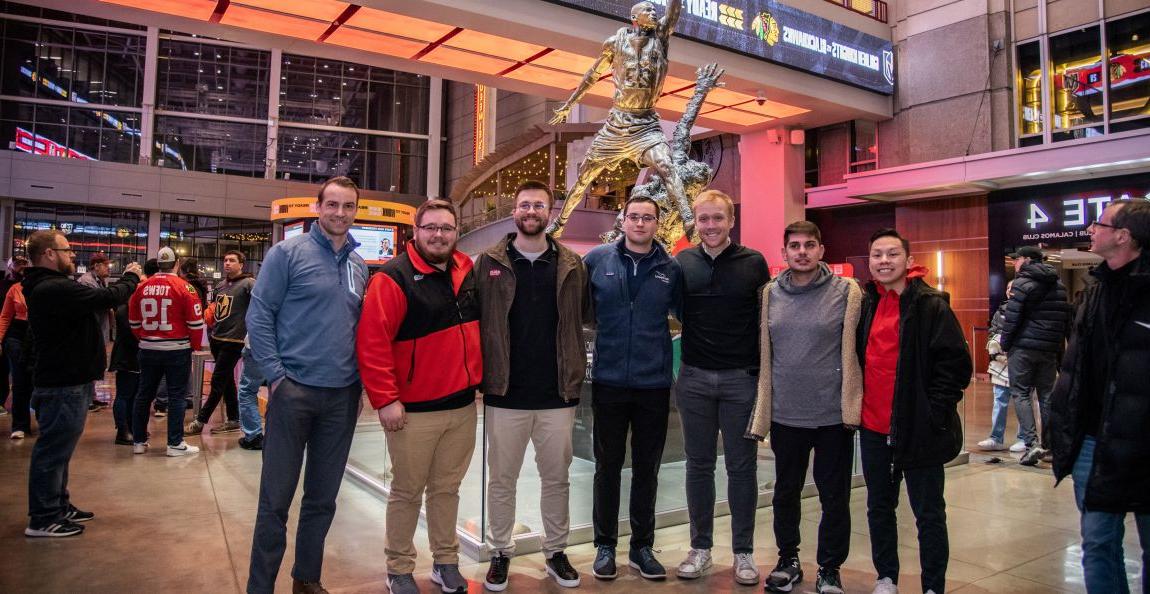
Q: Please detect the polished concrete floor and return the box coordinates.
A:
[0,381,1144,593]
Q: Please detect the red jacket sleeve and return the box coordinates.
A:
[357,272,407,409]
[0,285,17,340]
[184,282,206,349]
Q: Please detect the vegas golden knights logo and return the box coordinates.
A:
[215,294,234,321]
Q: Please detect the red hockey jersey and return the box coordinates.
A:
[129,272,206,351]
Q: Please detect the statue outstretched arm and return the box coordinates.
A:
[661,0,684,35]
[549,38,615,125]
[672,63,725,156]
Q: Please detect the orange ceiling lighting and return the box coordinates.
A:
[502,65,583,89]
[655,95,691,113]
[531,50,595,74]
[419,46,516,75]
[99,0,216,21]
[219,6,330,41]
[344,7,457,43]
[232,0,350,22]
[726,99,810,119]
[700,109,774,127]
[447,30,547,63]
[324,27,428,59]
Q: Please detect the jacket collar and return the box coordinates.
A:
[696,240,740,262]
[406,241,474,295]
[308,222,360,260]
[614,237,669,264]
[488,233,581,272]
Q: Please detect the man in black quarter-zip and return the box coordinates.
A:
[583,195,682,582]
[476,180,587,591]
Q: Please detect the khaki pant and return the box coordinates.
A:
[384,403,477,575]
[485,405,576,557]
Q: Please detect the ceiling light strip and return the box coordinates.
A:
[411,27,464,61]
[317,4,361,43]
[660,83,696,98]
[496,47,555,77]
[209,0,230,24]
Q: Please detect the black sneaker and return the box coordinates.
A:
[239,434,264,450]
[114,431,134,446]
[1020,446,1046,466]
[485,553,510,592]
[765,557,803,592]
[815,567,844,594]
[25,520,84,537]
[628,547,666,580]
[63,506,95,523]
[545,552,581,588]
[592,546,617,580]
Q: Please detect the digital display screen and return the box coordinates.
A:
[282,221,305,240]
[350,224,399,265]
[542,0,894,94]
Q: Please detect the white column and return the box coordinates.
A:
[426,76,444,198]
[138,26,159,166]
[147,210,162,258]
[265,49,282,180]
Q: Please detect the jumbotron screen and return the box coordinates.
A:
[542,0,894,95]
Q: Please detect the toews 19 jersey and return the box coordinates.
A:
[129,272,206,351]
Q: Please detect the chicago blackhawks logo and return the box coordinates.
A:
[752,11,780,47]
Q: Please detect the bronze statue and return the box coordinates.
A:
[601,62,725,247]
[546,0,691,239]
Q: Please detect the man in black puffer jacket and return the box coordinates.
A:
[1000,245,1072,465]
[1048,199,1150,594]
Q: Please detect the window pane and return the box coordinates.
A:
[157,38,269,119]
[1017,41,1043,138]
[1050,25,1102,132]
[12,202,148,272]
[160,213,272,273]
[154,115,266,177]
[1106,12,1150,123]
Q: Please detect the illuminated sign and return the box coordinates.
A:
[542,0,894,94]
[270,197,416,225]
[990,174,1150,247]
[15,127,95,161]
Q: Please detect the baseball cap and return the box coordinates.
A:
[1008,246,1045,261]
[157,247,177,264]
[89,252,109,266]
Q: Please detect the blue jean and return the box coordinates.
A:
[989,384,1023,444]
[5,335,33,434]
[674,364,759,553]
[133,349,191,447]
[27,383,92,527]
[113,370,139,436]
[238,349,264,439]
[1072,436,1150,594]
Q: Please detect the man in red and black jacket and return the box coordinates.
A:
[357,199,481,594]
[856,228,971,594]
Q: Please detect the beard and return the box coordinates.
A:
[415,239,453,265]
[514,214,546,236]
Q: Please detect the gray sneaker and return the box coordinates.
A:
[387,573,419,594]
[210,420,241,434]
[431,563,468,593]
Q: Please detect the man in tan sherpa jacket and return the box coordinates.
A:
[746,221,863,594]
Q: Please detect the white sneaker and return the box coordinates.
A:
[132,442,148,454]
[10,430,25,440]
[872,577,898,594]
[977,438,1005,451]
[166,441,200,457]
[733,552,759,585]
[1009,441,1027,453]
[676,548,712,579]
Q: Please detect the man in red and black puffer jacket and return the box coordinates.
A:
[356,199,481,594]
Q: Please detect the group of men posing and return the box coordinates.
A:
[16,174,1149,594]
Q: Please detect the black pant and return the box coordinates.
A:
[27,383,91,527]
[591,383,670,549]
[113,370,138,436]
[199,338,243,423]
[770,422,855,569]
[860,428,949,593]
[248,378,360,594]
[5,335,33,434]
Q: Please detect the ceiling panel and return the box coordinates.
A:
[219,6,329,40]
[699,108,773,127]
[502,65,583,89]
[726,99,810,119]
[232,0,350,22]
[99,0,216,20]
[418,46,516,75]
[323,27,429,59]
[530,50,595,74]
[446,30,547,63]
[344,7,457,43]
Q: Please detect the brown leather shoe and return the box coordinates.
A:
[292,579,329,594]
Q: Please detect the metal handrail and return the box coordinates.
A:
[824,0,889,23]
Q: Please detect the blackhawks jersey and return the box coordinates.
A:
[129,272,206,351]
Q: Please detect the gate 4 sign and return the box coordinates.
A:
[990,174,1150,247]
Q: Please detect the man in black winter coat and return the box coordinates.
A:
[1049,199,1150,594]
[22,230,140,538]
[1000,245,1072,465]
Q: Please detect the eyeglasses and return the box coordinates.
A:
[515,202,548,212]
[417,223,457,235]
[1090,220,1122,230]
[625,214,657,224]
[49,246,75,254]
